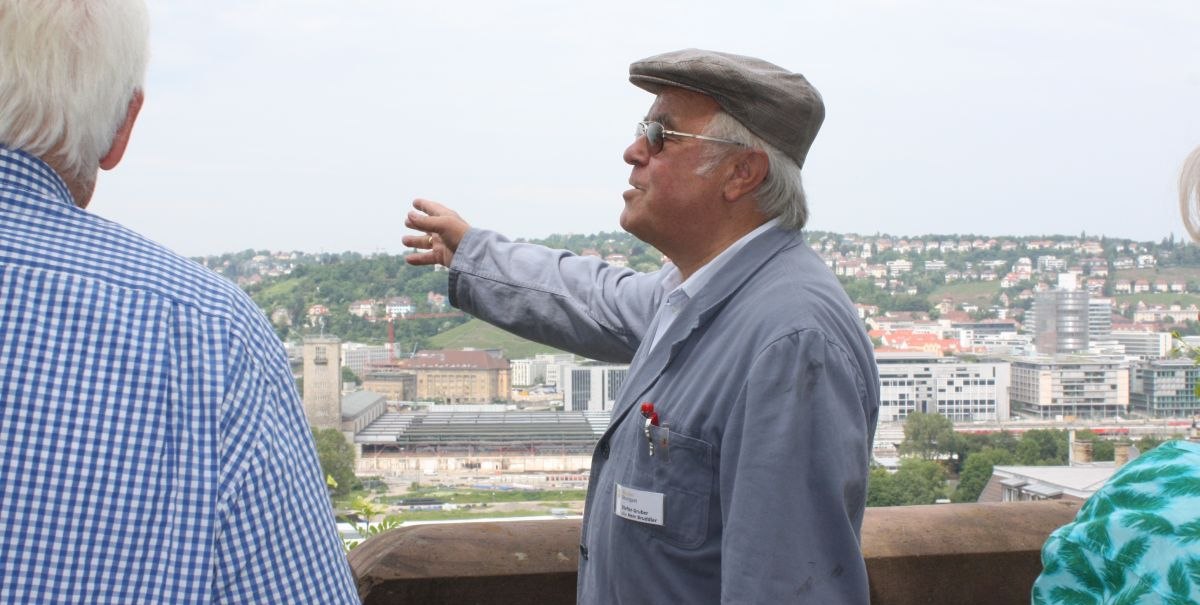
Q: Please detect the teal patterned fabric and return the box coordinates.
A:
[1032,440,1200,605]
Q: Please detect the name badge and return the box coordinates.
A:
[615,483,664,526]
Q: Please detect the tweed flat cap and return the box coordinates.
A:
[629,48,824,169]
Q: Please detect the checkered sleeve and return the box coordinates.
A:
[210,335,359,604]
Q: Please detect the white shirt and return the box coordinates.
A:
[648,218,781,351]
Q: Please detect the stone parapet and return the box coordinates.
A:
[350,500,1080,605]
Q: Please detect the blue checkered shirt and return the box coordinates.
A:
[0,147,360,603]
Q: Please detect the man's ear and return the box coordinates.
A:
[99,90,144,171]
[723,148,769,202]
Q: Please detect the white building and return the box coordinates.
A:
[1109,330,1173,360]
[1088,298,1112,341]
[875,353,1011,423]
[557,363,630,412]
[1008,356,1130,419]
[511,353,576,387]
[342,343,394,377]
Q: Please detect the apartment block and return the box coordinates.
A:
[1009,356,1129,419]
[1130,359,1200,418]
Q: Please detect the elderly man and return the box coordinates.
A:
[0,1,358,602]
[406,49,880,603]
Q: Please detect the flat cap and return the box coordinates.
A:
[629,48,824,169]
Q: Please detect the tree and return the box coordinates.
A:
[898,412,958,460]
[312,428,359,497]
[1016,429,1068,465]
[1136,435,1168,453]
[341,366,362,387]
[867,459,948,507]
[952,448,1015,502]
[866,467,902,507]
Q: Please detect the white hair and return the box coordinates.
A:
[1181,146,1200,242]
[0,0,149,192]
[698,110,809,230]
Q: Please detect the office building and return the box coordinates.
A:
[1110,330,1173,360]
[511,353,576,387]
[1031,289,1089,355]
[1131,359,1200,418]
[1009,356,1129,419]
[557,363,630,412]
[876,352,1011,422]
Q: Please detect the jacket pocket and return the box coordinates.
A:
[626,424,714,549]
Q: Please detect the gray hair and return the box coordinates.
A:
[0,0,149,195]
[1181,146,1200,242]
[697,111,809,230]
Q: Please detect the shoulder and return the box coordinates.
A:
[736,237,861,337]
[3,198,278,354]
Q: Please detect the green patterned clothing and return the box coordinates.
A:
[1032,440,1200,605]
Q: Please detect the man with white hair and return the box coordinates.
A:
[0,2,358,602]
[406,49,880,603]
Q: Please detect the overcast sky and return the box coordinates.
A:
[90,1,1200,257]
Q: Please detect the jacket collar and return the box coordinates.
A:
[602,225,805,433]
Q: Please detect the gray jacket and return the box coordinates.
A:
[449,225,880,604]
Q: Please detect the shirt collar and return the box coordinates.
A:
[0,146,76,207]
[672,217,781,300]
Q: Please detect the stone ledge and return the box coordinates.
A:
[349,500,1080,605]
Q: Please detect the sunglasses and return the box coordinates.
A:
[635,120,745,156]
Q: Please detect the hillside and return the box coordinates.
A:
[429,319,566,360]
[927,281,1002,307]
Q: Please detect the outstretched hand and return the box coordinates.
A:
[403,198,470,267]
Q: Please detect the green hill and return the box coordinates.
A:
[429,318,566,360]
[927,281,1002,306]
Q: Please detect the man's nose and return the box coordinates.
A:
[623,135,649,166]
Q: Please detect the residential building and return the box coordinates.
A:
[875,353,1011,422]
[348,299,377,319]
[1008,356,1130,419]
[1130,359,1200,418]
[384,296,415,317]
[980,465,1117,503]
[1132,303,1200,323]
[427,291,448,311]
[886,259,913,276]
[1036,255,1066,273]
